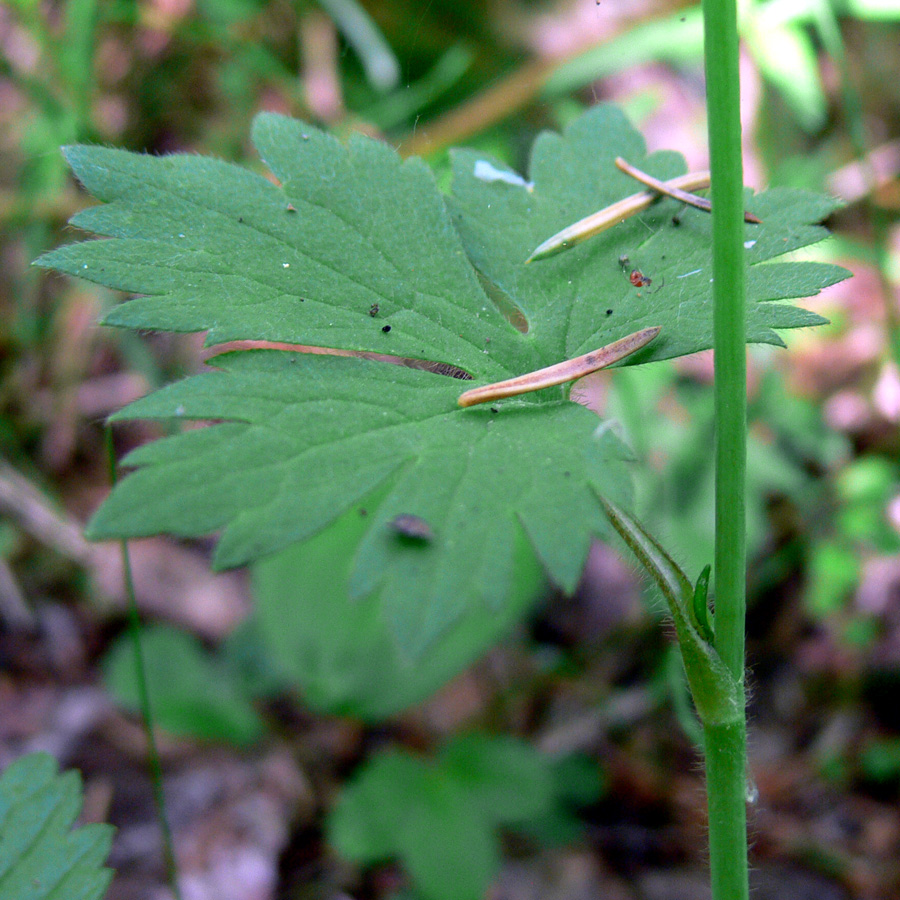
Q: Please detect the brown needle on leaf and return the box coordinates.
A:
[614,157,761,224]
[527,160,761,263]
[458,326,661,408]
[527,172,713,262]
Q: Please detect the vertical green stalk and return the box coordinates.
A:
[105,429,183,900]
[701,0,749,898]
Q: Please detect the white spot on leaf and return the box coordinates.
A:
[473,160,533,191]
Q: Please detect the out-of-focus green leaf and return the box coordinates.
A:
[103,625,265,745]
[0,752,113,900]
[745,18,827,132]
[330,750,500,900]
[328,735,593,900]
[836,457,900,551]
[805,541,859,617]
[860,737,900,782]
[252,495,543,719]
[328,750,431,863]
[542,9,705,98]
[437,733,555,823]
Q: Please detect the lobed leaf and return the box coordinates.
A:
[0,753,113,900]
[40,116,528,378]
[88,349,633,648]
[448,105,846,365]
[328,736,587,900]
[103,625,265,745]
[36,105,847,649]
[251,498,544,719]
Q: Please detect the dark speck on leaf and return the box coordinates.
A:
[238,216,244,223]
[490,407,499,414]
[359,508,368,517]
[606,309,613,316]
[369,303,380,317]
[382,324,391,333]
[390,514,433,542]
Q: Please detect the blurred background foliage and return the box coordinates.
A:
[2,0,900,898]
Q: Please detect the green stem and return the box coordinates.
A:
[313,0,400,91]
[704,720,749,899]
[702,0,749,895]
[105,429,183,900]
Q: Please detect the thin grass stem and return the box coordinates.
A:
[105,429,183,900]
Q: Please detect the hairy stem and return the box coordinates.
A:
[702,0,749,895]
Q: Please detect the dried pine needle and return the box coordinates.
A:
[458,326,661,408]
[526,173,712,262]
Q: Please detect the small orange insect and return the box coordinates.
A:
[629,269,651,288]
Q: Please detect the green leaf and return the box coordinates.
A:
[252,496,543,719]
[437,733,556,824]
[36,106,846,649]
[396,772,499,900]
[328,736,586,900]
[329,748,501,900]
[85,350,634,649]
[447,106,846,365]
[328,750,431,864]
[41,114,528,377]
[744,18,827,132]
[0,753,113,900]
[102,625,265,745]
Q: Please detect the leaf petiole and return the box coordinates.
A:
[458,326,661,407]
